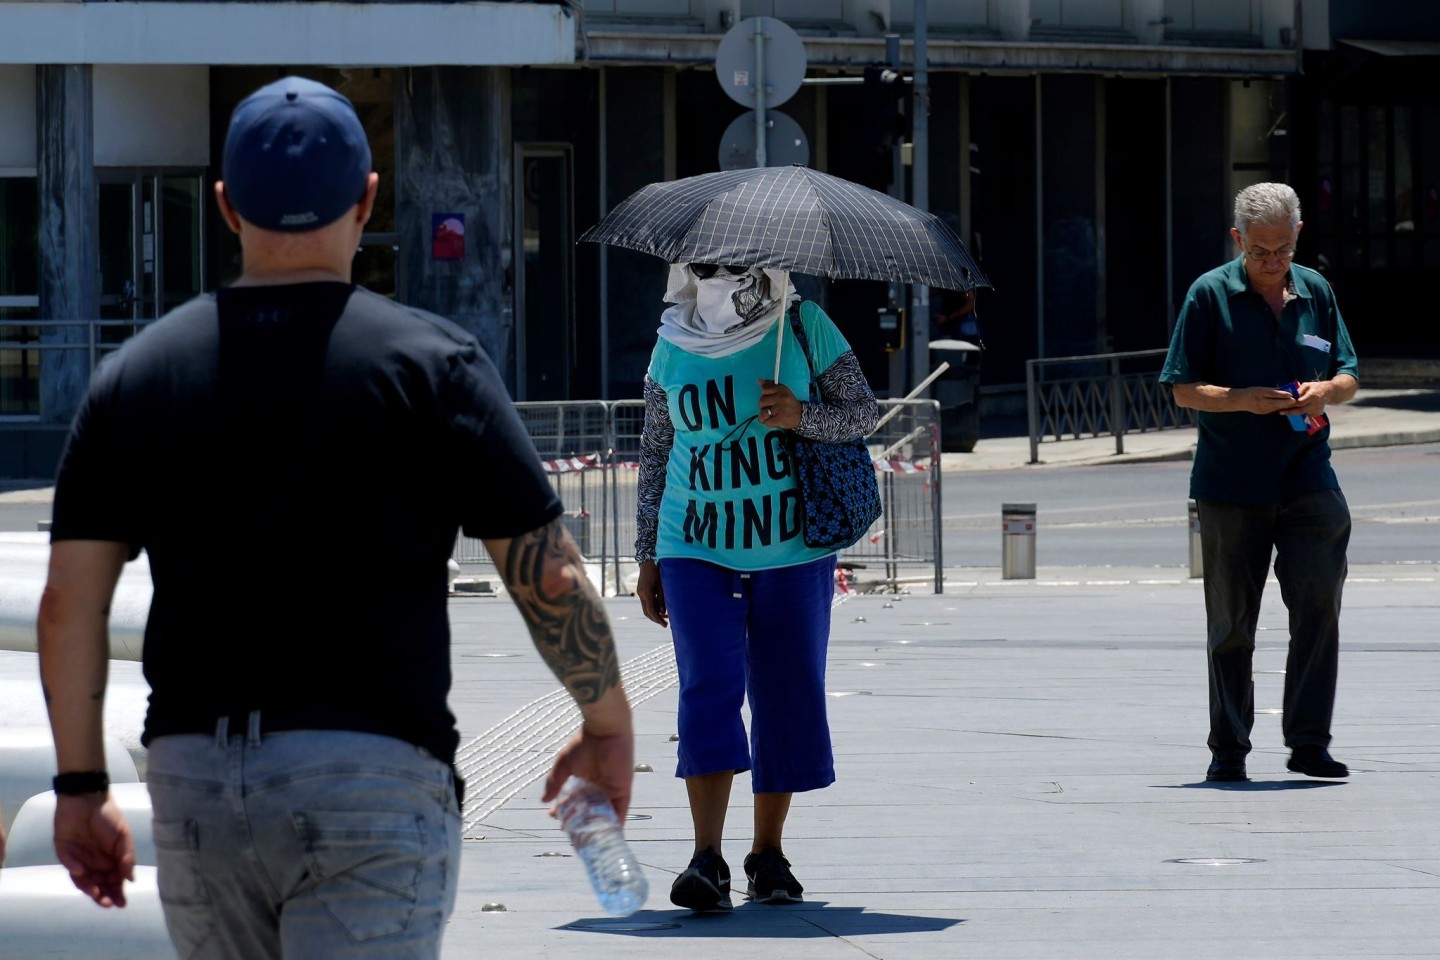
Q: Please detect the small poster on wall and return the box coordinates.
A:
[432,214,465,261]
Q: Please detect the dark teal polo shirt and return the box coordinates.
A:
[1160,257,1359,504]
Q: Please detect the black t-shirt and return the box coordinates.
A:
[51,283,562,763]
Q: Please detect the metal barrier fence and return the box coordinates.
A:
[847,399,943,593]
[1025,348,1197,464]
[0,319,152,417]
[0,318,942,592]
[608,399,647,598]
[457,398,943,595]
[452,399,612,574]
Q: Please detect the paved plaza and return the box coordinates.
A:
[2,387,1438,958]
[434,569,1440,960]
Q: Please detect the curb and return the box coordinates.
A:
[1330,428,1440,451]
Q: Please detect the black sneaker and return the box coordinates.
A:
[670,846,732,912]
[743,846,804,904]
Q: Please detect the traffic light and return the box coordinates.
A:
[879,282,904,352]
[862,65,908,152]
[861,65,908,191]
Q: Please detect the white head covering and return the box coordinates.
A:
[657,263,800,358]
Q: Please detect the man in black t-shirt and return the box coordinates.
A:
[38,76,633,958]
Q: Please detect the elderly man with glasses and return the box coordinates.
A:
[1160,182,1359,784]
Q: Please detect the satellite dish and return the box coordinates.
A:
[718,110,810,170]
[714,17,807,109]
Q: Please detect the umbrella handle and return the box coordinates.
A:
[772,273,789,382]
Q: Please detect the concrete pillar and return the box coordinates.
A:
[396,67,515,391]
[36,64,97,426]
[990,0,1030,40]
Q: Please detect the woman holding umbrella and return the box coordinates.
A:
[635,260,879,912]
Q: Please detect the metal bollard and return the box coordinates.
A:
[1001,502,1036,580]
[1188,500,1203,579]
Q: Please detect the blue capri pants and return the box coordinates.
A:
[662,555,837,794]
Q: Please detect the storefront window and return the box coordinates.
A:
[1425,106,1440,269]
[1367,105,1390,267]
[0,178,38,312]
[0,177,40,416]
[1314,101,1338,271]
[1394,106,1414,269]
[1340,105,1363,268]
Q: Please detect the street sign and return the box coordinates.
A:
[714,17,806,109]
[718,110,809,171]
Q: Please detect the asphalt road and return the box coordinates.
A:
[5,443,1437,571]
[940,442,1440,569]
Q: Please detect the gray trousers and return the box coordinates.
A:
[147,719,462,960]
[1197,489,1351,758]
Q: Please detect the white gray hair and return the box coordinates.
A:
[1234,182,1301,235]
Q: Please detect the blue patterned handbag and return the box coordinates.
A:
[785,307,882,551]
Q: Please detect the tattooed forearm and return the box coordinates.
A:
[501,518,620,705]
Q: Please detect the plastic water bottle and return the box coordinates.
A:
[554,775,648,916]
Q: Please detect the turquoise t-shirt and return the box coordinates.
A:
[650,300,853,571]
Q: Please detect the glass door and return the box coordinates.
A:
[98,169,205,350]
[514,145,575,401]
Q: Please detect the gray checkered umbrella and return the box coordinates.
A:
[578,165,990,292]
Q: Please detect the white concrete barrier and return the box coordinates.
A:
[0,729,139,837]
[0,534,150,662]
[0,865,172,958]
[4,782,155,870]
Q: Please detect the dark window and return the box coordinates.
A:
[0,177,40,416]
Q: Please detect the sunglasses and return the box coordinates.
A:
[689,263,750,279]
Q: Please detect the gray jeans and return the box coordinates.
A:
[1197,489,1351,758]
[146,718,462,960]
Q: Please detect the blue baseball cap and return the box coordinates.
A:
[222,76,372,232]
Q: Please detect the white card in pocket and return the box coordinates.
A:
[1302,334,1331,353]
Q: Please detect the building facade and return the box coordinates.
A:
[0,0,1433,477]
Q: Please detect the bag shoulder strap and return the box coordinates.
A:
[786,302,819,393]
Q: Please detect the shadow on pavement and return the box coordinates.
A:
[1151,780,1346,791]
[560,904,964,937]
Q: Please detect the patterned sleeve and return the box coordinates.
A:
[634,374,673,564]
[795,350,880,443]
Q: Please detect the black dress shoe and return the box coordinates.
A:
[1206,757,1248,782]
[1287,746,1349,778]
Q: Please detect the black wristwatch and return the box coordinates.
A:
[53,770,110,796]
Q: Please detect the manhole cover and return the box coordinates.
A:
[1165,857,1265,866]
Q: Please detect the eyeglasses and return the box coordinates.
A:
[1244,246,1296,263]
[690,263,750,279]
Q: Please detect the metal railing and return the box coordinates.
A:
[1025,348,1196,464]
[457,398,944,595]
[0,318,942,591]
[0,319,154,418]
[846,399,943,593]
